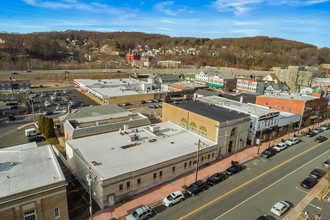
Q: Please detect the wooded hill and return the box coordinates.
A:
[0,30,329,70]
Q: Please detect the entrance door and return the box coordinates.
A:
[228,141,233,153]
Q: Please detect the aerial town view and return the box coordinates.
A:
[0,1,330,220]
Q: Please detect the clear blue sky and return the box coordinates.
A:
[1,0,329,47]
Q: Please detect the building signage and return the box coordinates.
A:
[258,112,280,121]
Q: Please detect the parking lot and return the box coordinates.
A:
[0,88,99,116]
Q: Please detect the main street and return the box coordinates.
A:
[153,130,330,220]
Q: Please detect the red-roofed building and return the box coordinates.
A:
[126,49,140,61]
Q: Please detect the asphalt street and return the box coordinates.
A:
[152,130,330,220]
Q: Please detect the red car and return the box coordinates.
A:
[26,70,32,72]
[315,136,328,143]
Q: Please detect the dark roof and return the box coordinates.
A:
[194,89,221,96]
[171,100,248,122]
[220,93,257,104]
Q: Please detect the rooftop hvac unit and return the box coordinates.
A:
[149,125,160,134]
[129,134,139,141]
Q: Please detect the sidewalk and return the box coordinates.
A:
[283,178,329,220]
[93,119,330,220]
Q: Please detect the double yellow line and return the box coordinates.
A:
[178,139,329,220]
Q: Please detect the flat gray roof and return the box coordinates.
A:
[0,143,65,198]
[200,96,279,117]
[259,92,319,101]
[169,100,249,122]
[66,122,216,180]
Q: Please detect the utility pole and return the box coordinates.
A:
[86,172,94,220]
[297,102,306,136]
[257,122,264,155]
[195,139,201,182]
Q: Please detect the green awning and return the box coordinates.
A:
[207,83,223,88]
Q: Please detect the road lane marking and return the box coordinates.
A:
[213,149,329,220]
[178,139,329,220]
[296,186,308,194]
[308,204,321,210]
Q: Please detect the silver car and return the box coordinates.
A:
[162,191,185,207]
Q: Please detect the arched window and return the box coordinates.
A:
[199,126,207,137]
[189,122,196,132]
[180,118,187,129]
[230,128,236,137]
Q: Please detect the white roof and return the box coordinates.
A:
[200,96,279,117]
[0,143,65,198]
[259,92,319,101]
[66,122,216,180]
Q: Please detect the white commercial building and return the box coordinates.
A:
[65,122,217,208]
[199,96,300,145]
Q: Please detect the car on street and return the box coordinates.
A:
[123,102,130,106]
[149,99,154,103]
[285,137,299,146]
[300,177,318,189]
[148,105,157,108]
[38,108,49,113]
[185,180,207,196]
[126,205,153,220]
[323,159,330,168]
[26,70,32,72]
[273,143,287,152]
[309,169,326,179]
[305,131,316,137]
[162,191,185,207]
[256,216,273,220]
[313,128,323,134]
[261,147,277,158]
[140,100,146,104]
[28,135,45,142]
[43,110,53,116]
[320,123,330,130]
[225,165,242,175]
[206,173,226,186]
[315,136,328,143]
[44,101,51,107]
[271,201,290,216]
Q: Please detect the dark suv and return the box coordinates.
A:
[185,180,207,196]
[28,136,45,142]
[225,165,242,175]
[261,147,277,158]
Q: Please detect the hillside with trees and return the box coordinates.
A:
[0,30,329,70]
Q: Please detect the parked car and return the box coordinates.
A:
[305,131,316,137]
[140,100,146,104]
[315,136,328,143]
[69,104,79,109]
[185,180,207,196]
[206,173,226,186]
[8,115,15,121]
[126,205,153,220]
[40,92,47,97]
[162,191,185,207]
[309,169,326,179]
[56,104,66,110]
[313,128,323,134]
[261,147,277,158]
[148,105,157,109]
[320,123,330,130]
[300,177,318,189]
[225,165,242,175]
[25,128,41,137]
[273,143,287,152]
[256,216,273,220]
[271,201,290,216]
[285,137,299,146]
[123,102,130,106]
[149,99,154,103]
[43,110,53,115]
[44,101,51,107]
[28,135,45,142]
[323,159,330,168]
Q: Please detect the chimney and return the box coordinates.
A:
[240,95,243,103]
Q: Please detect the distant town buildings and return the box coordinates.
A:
[157,60,181,69]
[236,78,266,94]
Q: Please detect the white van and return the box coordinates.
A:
[25,128,41,137]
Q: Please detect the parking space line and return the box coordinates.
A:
[296,186,309,194]
[178,140,329,220]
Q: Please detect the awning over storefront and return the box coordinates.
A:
[207,83,223,88]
